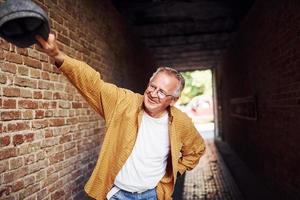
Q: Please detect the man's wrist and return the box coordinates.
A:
[54,52,65,67]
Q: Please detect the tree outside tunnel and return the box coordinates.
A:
[176,69,215,139]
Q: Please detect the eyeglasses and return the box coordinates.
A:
[147,84,174,101]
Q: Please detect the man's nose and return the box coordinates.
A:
[149,89,159,99]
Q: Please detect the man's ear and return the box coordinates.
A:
[170,97,179,106]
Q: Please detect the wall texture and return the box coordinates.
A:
[0,0,155,199]
[220,0,300,199]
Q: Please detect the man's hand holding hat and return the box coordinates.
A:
[36,33,65,67]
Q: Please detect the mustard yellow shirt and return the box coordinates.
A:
[60,56,206,200]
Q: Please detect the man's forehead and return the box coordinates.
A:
[152,71,177,81]
[149,72,179,89]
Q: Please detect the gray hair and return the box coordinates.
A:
[150,67,185,97]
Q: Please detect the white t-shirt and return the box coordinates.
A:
[107,111,170,199]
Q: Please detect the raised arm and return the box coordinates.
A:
[36,34,125,121]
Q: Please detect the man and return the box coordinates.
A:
[36,34,205,200]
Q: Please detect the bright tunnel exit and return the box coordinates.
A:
[175,69,215,139]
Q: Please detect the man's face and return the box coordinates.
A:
[143,72,179,118]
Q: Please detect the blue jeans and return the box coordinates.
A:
[110,188,157,200]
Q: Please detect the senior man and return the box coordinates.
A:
[36,34,205,200]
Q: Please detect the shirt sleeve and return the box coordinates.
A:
[177,122,206,175]
[59,55,127,122]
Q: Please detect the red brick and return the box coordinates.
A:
[30,68,41,78]
[3,99,16,109]
[0,48,4,59]
[18,66,29,76]
[37,188,47,199]
[43,91,53,100]
[12,180,24,192]
[19,183,40,199]
[72,102,82,108]
[45,110,53,117]
[3,87,20,97]
[24,154,35,165]
[32,120,49,129]
[40,54,48,62]
[35,110,45,119]
[49,152,64,164]
[36,170,46,181]
[49,118,65,127]
[18,100,38,109]
[28,48,40,59]
[7,122,30,132]
[16,48,28,56]
[59,135,72,144]
[67,117,78,125]
[50,10,63,24]
[13,134,24,146]
[54,22,68,35]
[14,77,37,88]
[22,110,34,120]
[57,33,70,46]
[0,62,17,73]
[1,111,21,121]
[24,133,34,142]
[24,57,42,69]
[0,136,10,147]
[65,148,77,159]
[4,166,28,184]
[42,140,57,150]
[10,157,23,169]
[45,129,53,138]
[0,160,9,173]
[20,88,32,98]
[51,189,65,200]
[33,91,43,99]
[38,80,54,90]
[19,143,41,156]
[5,52,23,64]
[0,38,10,50]
[42,173,58,187]
[0,73,7,83]
[42,62,54,73]
[0,148,17,160]
[36,151,45,161]
[65,85,74,93]
[53,92,62,99]
[41,71,50,80]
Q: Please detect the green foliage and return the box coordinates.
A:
[178,69,212,105]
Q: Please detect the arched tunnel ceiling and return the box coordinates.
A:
[111,0,254,71]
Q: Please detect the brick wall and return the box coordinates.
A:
[0,0,155,199]
[219,0,300,199]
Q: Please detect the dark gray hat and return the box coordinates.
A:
[0,0,50,48]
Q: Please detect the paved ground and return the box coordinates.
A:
[173,122,277,200]
[174,139,244,200]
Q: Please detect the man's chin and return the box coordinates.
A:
[144,102,158,111]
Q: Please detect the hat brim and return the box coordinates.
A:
[0,11,50,48]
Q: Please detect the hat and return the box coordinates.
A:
[0,0,50,48]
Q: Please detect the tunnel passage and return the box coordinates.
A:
[112,0,254,71]
[1,0,300,200]
[112,0,300,200]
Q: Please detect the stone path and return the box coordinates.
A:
[174,139,244,200]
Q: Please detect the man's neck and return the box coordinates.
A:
[144,109,168,118]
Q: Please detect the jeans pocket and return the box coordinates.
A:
[110,190,121,200]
